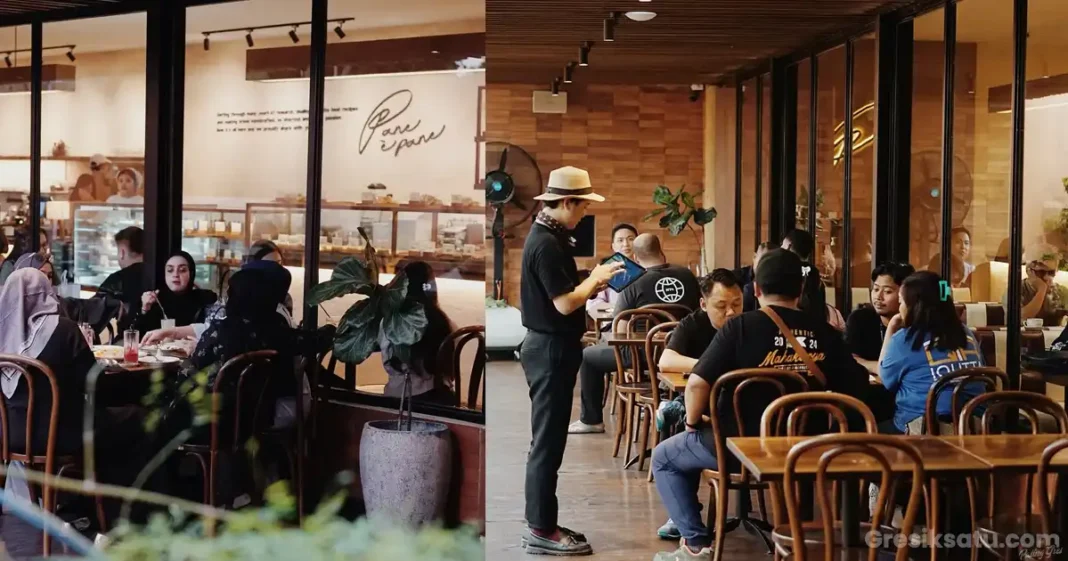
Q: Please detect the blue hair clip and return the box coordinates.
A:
[938,280,951,302]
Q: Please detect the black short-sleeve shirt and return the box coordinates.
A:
[845,305,886,361]
[616,264,701,315]
[520,223,585,337]
[666,309,717,359]
[691,306,867,442]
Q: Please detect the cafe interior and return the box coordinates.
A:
[486,0,1068,559]
[0,0,485,556]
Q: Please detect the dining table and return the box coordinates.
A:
[656,371,688,395]
[91,342,189,406]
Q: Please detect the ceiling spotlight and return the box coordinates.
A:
[289,26,300,43]
[604,12,619,42]
[245,30,254,48]
[551,78,560,96]
[3,54,10,68]
[563,61,576,83]
[625,11,657,22]
[66,48,76,62]
[639,0,652,2]
[431,49,440,54]
[334,22,346,39]
[579,41,591,66]
[203,34,210,51]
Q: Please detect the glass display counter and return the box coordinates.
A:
[71,203,144,287]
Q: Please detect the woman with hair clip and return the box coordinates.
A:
[878,271,985,435]
[381,260,458,406]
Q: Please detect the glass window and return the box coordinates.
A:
[760,73,771,242]
[182,1,311,320]
[908,9,946,277]
[795,58,812,234]
[850,34,877,293]
[0,25,32,273]
[37,15,146,291]
[739,78,757,265]
[321,0,485,409]
[1018,0,1068,330]
[816,45,846,308]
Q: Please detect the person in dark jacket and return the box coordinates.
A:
[96,226,146,332]
[131,251,216,334]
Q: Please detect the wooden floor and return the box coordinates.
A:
[486,360,772,561]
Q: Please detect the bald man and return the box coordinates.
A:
[569,234,701,434]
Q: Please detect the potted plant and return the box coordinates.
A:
[643,184,716,273]
[306,229,453,527]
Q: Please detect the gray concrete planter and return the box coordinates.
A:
[359,419,453,527]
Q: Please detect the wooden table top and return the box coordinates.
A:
[657,371,688,392]
[938,434,1068,471]
[589,307,614,321]
[726,435,991,481]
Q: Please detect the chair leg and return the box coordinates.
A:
[602,373,611,408]
[967,477,979,561]
[636,406,651,472]
[612,393,626,458]
[712,477,730,561]
[647,419,661,483]
[609,376,618,415]
[623,399,636,466]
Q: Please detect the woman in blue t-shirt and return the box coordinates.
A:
[878,271,985,434]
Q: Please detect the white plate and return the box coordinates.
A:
[139,355,181,365]
[92,346,125,360]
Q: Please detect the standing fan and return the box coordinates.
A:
[910,149,973,265]
[484,142,542,299]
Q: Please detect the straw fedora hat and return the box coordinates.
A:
[533,166,605,202]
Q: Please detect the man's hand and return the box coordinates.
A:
[1027,261,1049,290]
[589,260,625,289]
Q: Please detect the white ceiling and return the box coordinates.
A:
[0,0,483,55]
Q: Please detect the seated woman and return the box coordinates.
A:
[381,260,458,406]
[131,251,217,334]
[878,271,985,434]
[14,251,54,282]
[0,269,151,520]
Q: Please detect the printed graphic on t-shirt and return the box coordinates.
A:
[758,328,827,372]
[654,277,686,303]
[923,336,982,380]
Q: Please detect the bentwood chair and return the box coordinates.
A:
[609,308,673,463]
[0,354,104,556]
[922,367,1008,436]
[703,369,809,561]
[959,391,1068,560]
[782,434,926,561]
[636,321,677,478]
[178,350,281,508]
[640,303,691,321]
[1035,438,1068,539]
[760,393,878,561]
[437,325,486,409]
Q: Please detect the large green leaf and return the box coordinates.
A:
[382,301,429,348]
[680,190,696,210]
[642,207,666,222]
[305,257,374,305]
[652,184,674,205]
[333,317,381,364]
[693,207,718,226]
[382,342,413,365]
[380,273,409,314]
[336,295,380,336]
[668,209,693,236]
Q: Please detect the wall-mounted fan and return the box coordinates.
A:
[910,149,974,263]
[484,142,542,299]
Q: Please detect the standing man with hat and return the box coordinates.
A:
[520,165,622,556]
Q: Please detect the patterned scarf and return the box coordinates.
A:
[535,210,576,248]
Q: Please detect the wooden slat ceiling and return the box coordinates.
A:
[0,0,127,16]
[487,0,915,85]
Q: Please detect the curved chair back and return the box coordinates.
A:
[1036,438,1068,535]
[958,390,1068,435]
[644,321,678,410]
[210,350,281,454]
[611,308,674,384]
[640,303,692,321]
[709,369,808,477]
[0,354,61,470]
[783,433,925,561]
[923,366,1009,435]
[437,325,486,409]
[761,392,878,437]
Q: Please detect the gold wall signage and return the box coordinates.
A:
[832,101,875,167]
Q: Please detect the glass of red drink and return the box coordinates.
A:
[123,329,140,364]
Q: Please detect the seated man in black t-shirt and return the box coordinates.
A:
[569,234,701,434]
[651,249,868,561]
[845,262,915,373]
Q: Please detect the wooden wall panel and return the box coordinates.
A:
[486,83,705,306]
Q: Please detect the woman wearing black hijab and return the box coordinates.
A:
[132,251,217,334]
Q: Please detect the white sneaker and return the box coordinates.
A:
[568,420,606,434]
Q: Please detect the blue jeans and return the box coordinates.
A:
[652,428,718,549]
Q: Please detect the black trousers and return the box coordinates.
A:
[521,331,583,531]
[578,343,618,425]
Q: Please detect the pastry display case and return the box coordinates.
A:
[72,203,145,287]
[246,200,485,279]
[181,206,248,293]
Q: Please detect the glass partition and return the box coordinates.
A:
[815,45,846,308]
[0,25,32,272]
[738,78,757,265]
[849,33,877,294]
